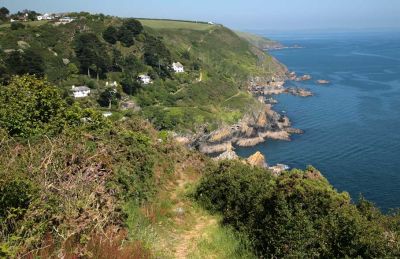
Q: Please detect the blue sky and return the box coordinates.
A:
[2,0,400,30]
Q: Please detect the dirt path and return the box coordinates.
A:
[175,216,217,259]
[223,91,241,102]
[166,162,218,258]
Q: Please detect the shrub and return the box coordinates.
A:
[0,75,66,137]
[10,22,25,30]
[195,161,400,258]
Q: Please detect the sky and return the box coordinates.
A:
[1,0,400,31]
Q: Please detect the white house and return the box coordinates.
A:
[172,62,184,73]
[106,81,118,87]
[37,13,54,21]
[138,74,152,85]
[72,85,91,98]
[59,17,75,24]
[208,21,215,25]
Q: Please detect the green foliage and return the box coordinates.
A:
[0,75,65,137]
[122,19,144,36]
[0,115,178,256]
[10,22,25,30]
[74,33,110,79]
[4,49,45,77]
[0,178,35,219]
[117,19,144,46]
[0,7,9,21]
[144,35,172,78]
[102,25,118,44]
[195,161,400,258]
[98,87,121,108]
[121,74,142,95]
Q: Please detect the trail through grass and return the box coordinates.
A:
[140,155,255,258]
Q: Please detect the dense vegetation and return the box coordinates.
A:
[0,75,185,257]
[195,161,400,258]
[0,12,285,133]
[1,10,399,258]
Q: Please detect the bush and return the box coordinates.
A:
[0,75,66,137]
[195,161,400,258]
[10,22,25,30]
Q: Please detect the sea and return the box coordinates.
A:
[236,30,400,212]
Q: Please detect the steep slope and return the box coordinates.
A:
[0,16,286,134]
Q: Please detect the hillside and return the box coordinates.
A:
[0,15,286,133]
[235,31,284,50]
[2,13,400,259]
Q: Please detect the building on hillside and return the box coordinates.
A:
[58,17,75,24]
[172,62,184,73]
[106,81,118,87]
[138,74,152,85]
[208,21,215,25]
[37,13,54,21]
[71,85,91,98]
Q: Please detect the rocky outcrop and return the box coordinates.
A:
[236,136,264,147]
[192,104,302,154]
[215,146,239,161]
[247,151,267,168]
[285,87,313,97]
[199,142,233,154]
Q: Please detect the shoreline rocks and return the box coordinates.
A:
[192,104,303,154]
[247,151,268,168]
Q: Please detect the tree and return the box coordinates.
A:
[117,26,135,47]
[0,7,9,21]
[103,26,118,45]
[121,73,142,95]
[0,75,66,137]
[5,49,45,77]
[98,87,121,109]
[122,19,143,35]
[74,33,110,80]
[116,19,143,47]
[144,35,172,78]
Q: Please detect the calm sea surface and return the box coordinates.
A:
[236,31,400,211]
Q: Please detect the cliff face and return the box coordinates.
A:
[193,103,302,154]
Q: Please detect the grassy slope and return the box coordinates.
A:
[0,17,286,132]
[235,30,283,49]
[140,20,286,131]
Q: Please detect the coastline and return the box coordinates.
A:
[174,67,317,172]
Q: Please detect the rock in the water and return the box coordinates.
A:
[247,151,268,168]
[317,80,330,84]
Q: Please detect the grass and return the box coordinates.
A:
[139,19,214,30]
[188,223,257,259]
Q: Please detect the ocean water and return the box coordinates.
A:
[236,31,400,212]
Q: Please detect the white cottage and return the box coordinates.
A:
[72,85,90,98]
[138,74,152,85]
[172,62,184,73]
[59,17,75,24]
[37,13,54,21]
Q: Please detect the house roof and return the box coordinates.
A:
[173,62,183,68]
[72,86,90,92]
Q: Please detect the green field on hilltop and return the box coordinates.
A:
[139,19,213,30]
